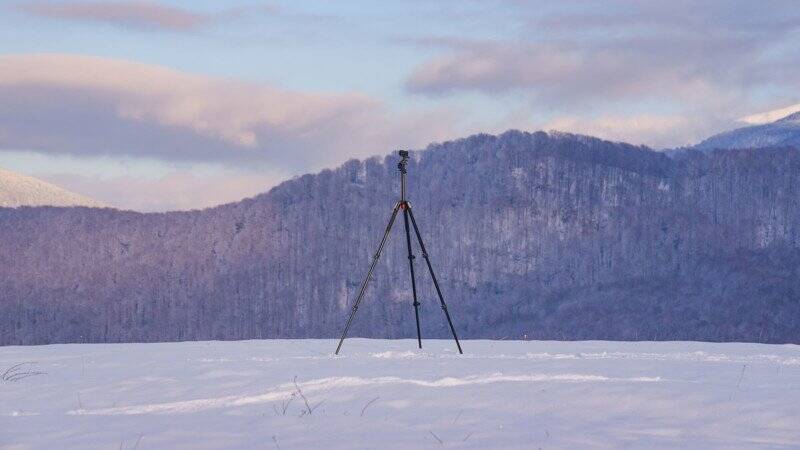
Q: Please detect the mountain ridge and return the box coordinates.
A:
[695,110,800,151]
[0,167,103,208]
[776,110,800,123]
[1,130,799,345]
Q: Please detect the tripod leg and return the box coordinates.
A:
[402,204,422,349]
[335,202,402,355]
[406,205,463,354]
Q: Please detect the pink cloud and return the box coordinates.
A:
[543,115,694,149]
[18,1,210,31]
[404,1,800,120]
[404,39,765,107]
[0,54,459,170]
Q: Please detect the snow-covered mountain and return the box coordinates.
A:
[695,110,800,150]
[3,131,800,346]
[0,167,101,208]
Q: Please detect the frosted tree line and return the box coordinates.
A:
[1,131,799,345]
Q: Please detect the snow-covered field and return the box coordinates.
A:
[1,339,799,449]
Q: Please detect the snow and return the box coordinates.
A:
[740,104,800,125]
[694,110,800,151]
[1,339,799,449]
[0,167,102,208]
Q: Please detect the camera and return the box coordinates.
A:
[397,150,409,173]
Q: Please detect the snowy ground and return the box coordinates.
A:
[1,339,799,449]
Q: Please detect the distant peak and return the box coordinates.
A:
[776,110,800,124]
[739,103,800,125]
[0,167,103,208]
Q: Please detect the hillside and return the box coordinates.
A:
[1,130,800,345]
[0,167,101,208]
[695,111,800,151]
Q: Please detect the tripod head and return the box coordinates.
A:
[397,150,410,201]
[397,150,409,174]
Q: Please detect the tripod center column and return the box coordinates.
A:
[398,150,409,203]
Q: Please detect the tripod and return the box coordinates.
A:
[335,150,463,355]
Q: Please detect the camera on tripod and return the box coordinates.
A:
[397,150,409,173]
[335,149,463,355]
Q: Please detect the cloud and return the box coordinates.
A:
[42,169,288,212]
[401,1,800,147]
[406,37,792,108]
[404,40,714,103]
[543,114,701,149]
[0,54,458,170]
[17,1,212,31]
[404,1,800,115]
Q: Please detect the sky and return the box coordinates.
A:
[1,0,799,211]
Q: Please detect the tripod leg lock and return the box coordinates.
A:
[408,254,416,260]
[413,301,421,306]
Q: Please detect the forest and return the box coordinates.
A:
[2,130,799,345]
